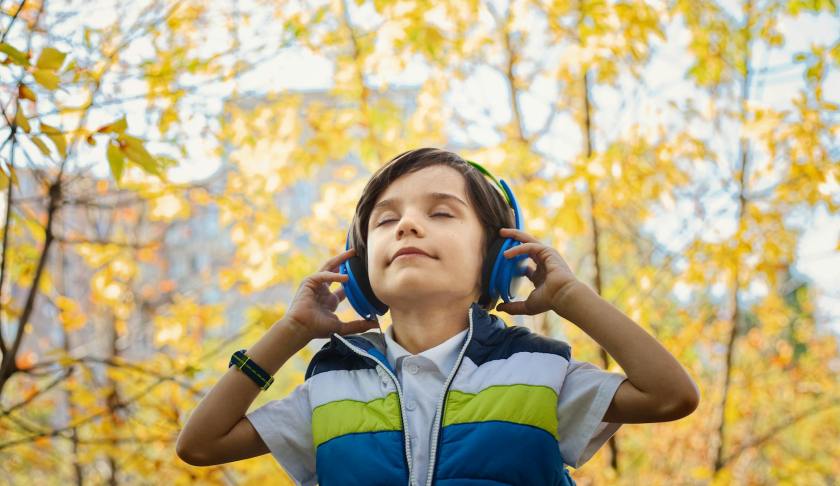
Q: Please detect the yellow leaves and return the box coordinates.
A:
[88,117,165,181]
[56,295,87,332]
[57,353,75,367]
[118,134,161,176]
[18,83,36,102]
[39,122,67,158]
[92,271,123,302]
[158,106,179,134]
[155,321,184,347]
[29,135,50,156]
[788,0,839,15]
[153,295,225,349]
[14,102,30,133]
[0,42,29,66]
[32,68,60,90]
[35,46,67,71]
[742,106,786,141]
[772,339,794,368]
[550,188,588,236]
[188,187,212,205]
[690,466,713,480]
[22,45,68,91]
[149,193,191,221]
[96,116,128,134]
[107,141,125,183]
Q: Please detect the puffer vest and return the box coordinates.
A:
[304,302,578,486]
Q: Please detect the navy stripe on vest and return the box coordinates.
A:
[305,335,377,379]
[465,305,571,366]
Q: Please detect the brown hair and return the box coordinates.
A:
[349,147,516,308]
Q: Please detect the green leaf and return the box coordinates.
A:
[32,69,60,90]
[107,141,125,183]
[0,42,29,66]
[35,47,67,71]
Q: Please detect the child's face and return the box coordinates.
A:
[366,165,485,309]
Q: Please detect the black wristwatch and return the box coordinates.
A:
[229,349,274,391]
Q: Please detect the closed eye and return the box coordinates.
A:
[376,213,453,227]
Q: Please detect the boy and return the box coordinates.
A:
[176,148,700,485]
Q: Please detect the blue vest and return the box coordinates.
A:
[304,302,578,486]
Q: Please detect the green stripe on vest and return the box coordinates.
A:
[443,384,559,439]
[312,392,403,448]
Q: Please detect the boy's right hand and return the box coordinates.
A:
[283,247,380,342]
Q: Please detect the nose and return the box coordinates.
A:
[396,210,425,239]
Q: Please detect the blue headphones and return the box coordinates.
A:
[339,160,528,321]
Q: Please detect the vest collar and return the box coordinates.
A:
[332,302,504,374]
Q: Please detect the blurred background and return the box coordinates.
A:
[0,0,838,484]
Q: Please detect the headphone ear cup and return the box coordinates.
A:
[491,237,528,304]
[345,254,388,318]
[478,236,506,309]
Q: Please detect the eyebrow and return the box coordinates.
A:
[372,192,469,214]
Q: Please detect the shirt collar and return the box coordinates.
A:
[384,324,468,377]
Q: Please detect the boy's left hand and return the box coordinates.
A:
[494,227,580,316]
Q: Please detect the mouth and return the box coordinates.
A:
[392,253,432,262]
[389,249,437,265]
[390,247,434,263]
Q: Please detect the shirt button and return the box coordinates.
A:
[406,400,417,411]
[407,363,419,374]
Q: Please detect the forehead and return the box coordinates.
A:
[373,165,468,210]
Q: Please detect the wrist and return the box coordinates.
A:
[243,318,311,377]
[551,279,589,317]
[277,316,313,348]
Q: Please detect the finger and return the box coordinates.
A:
[495,299,528,315]
[338,318,381,335]
[499,227,540,243]
[321,248,357,271]
[332,286,346,302]
[322,248,356,271]
[309,271,350,285]
[502,242,544,260]
[524,265,536,280]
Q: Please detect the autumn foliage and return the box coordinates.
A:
[1,0,838,484]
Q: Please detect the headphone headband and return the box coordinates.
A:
[464,159,512,208]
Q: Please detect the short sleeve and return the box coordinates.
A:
[246,380,317,486]
[556,357,628,468]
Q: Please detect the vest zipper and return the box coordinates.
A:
[425,306,475,486]
[332,334,416,486]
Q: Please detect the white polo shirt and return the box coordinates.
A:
[383,324,469,486]
[246,325,627,486]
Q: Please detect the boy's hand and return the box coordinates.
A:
[284,248,380,340]
[494,227,580,316]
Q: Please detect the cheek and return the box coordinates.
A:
[365,236,386,267]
